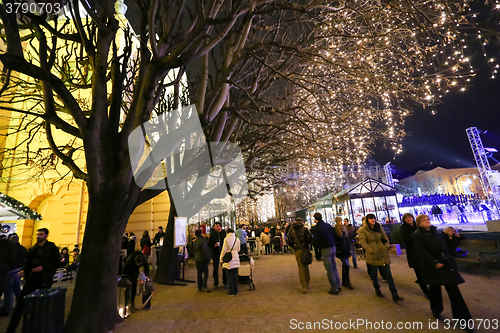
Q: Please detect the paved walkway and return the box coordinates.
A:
[1,252,499,332]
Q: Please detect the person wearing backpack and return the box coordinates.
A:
[219,228,240,296]
[286,218,313,293]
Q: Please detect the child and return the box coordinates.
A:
[138,272,155,311]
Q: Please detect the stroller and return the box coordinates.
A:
[238,254,255,290]
[273,236,282,253]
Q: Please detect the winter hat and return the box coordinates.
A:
[415,214,429,226]
[138,272,147,281]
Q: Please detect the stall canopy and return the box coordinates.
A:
[333,178,400,226]
[0,192,42,221]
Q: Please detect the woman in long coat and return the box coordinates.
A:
[286,218,313,293]
[220,228,241,296]
[400,213,429,297]
[358,214,404,302]
[413,214,472,324]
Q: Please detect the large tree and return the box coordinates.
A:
[0,0,498,332]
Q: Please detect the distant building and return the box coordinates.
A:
[398,164,500,198]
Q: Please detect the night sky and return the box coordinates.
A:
[373,69,500,179]
[373,2,500,179]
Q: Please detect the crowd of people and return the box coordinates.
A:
[0,215,475,332]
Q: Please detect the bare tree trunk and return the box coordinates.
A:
[154,191,179,284]
[63,187,131,333]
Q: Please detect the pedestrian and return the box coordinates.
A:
[431,205,445,224]
[122,251,149,311]
[153,226,165,263]
[358,214,404,302]
[219,228,240,296]
[140,230,153,262]
[260,231,271,255]
[235,224,248,254]
[208,222,226,288]
[310,223,322,261]
[345,220,358,268]
[334,217,353,290]
[138,272,155,311]
[59,247,70,268]
[65,248,81,272]
[6,228,60,333]
[413,214,472,330]
[312,212,341,295]
[286,218,313,293]
[400,213,429,297]
[193,229,211,292]
[442,227,467,258]
[0,234,26,316]
[121,232,129,253]
[128,232,137,254]
[0,228,16,317]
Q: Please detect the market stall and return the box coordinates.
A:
[333,178,400,226]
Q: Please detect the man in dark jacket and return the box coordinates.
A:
[287,218,313,293]
[153,226,165,262]
[0,234,26,316]
[122,251,149,311]
[0,228,16,316]
[193,229,211,292]
[6,228,60,333]
[413,214,472,326]
[312,212,341,295]
[400,213,429,297]
[208,222,226,288]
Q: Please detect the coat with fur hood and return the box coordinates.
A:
[220,232,240,270]
[357,221,391,266]
[286,220,313,251]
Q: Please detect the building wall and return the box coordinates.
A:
[398,166,486,197]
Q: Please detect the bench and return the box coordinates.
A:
[453,238,499,278]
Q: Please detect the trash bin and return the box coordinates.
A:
[23,287,67,333]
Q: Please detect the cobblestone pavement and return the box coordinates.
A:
[1,251,499,333]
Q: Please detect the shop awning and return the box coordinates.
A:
[0,192,42,221]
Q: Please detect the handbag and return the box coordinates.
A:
[292,228,312,265]
[222,238,237,263]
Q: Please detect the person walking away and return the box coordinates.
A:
[358,214,404,302]
[6,228,60,333]
[219,228,240,296]
[208,222,226,288]
[138,272,155,311]
[400,213,429,297]
[193,229,211,292]
[122,251,149,311]
[286,218,313,293]
[312,212,341,295]
[344,219,358,269]
[260,231,271,255]
[140,230,153,262]
[1,234,26,316]
[334,217,353,289]
[413,214,473,332]
[235,224,248,255]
